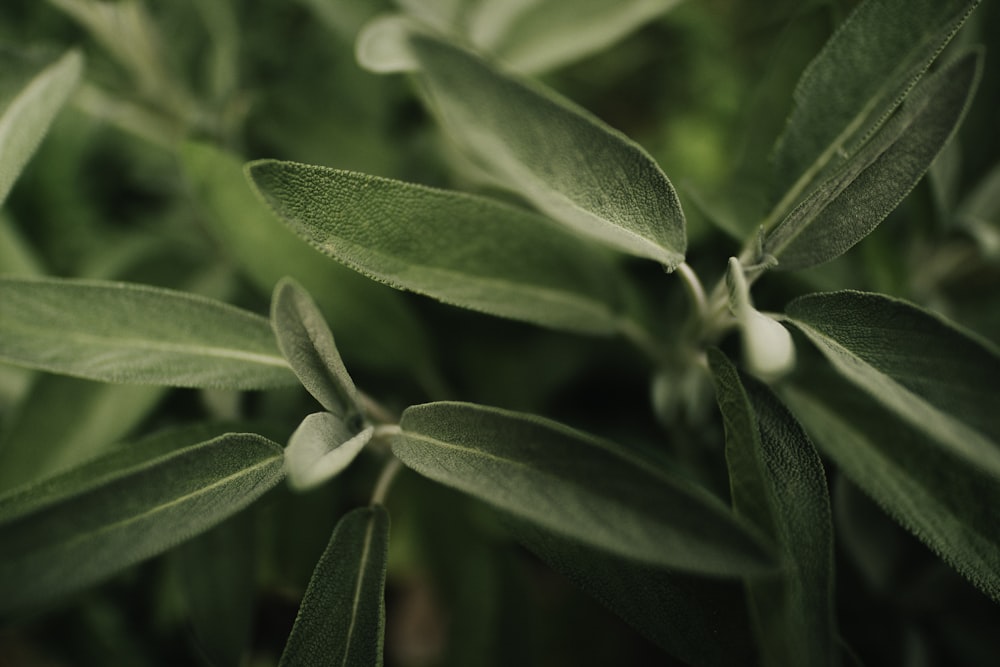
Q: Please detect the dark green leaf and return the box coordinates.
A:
[765,51,981,270]
[395,401,776,576]
[285,413,374,491]
[0,276,297,389]
[279,505,390,667]
[0,432,285,613]
[249,161,632,335]
[709,350,837,666]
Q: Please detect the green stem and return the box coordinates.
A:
[371,456,403,506]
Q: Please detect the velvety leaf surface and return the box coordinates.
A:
[278,505,390,667]
[395,401,775,576]
[710,350,837,667]
[0,276,297,389]
[271,277,362,419]
[765,51,981,270]
[0,50,83,207]
[771,0,979,199]
[285,413,374,491]
[0,432,285,613]
[249,161,630,335]
[180,142,431,374]
[405,33,687,267]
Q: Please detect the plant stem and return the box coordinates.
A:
[371,457,403,506]
[676,262,708,320]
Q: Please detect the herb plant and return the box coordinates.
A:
[1,1,998,665]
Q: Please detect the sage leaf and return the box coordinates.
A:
[249,161,630,335]
[271,277,362,419]
[765,50,981,271]
[0,432,285,613]
[395,401,776,576]
[709,350,837,667]
[771,0,980,199]
[285,413,374,491]
[0,276,297,389]
[0,50,83,207]
[279,505,390,667]
[404,33,687,267]
[781,383,1000,603]
[786,291,1000,470]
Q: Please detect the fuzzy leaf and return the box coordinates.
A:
[395,401,776,576]
[765,50,981,271]
[404,33,687,267]
[0,50,83,207]
[249,161,630,335]
[709,350,837,666]
[772,0,980,198]
[278,505,390,667]
[0,432,285,613]
[271,278,362,418]
[0,276,296,389]
[285,413,374,491]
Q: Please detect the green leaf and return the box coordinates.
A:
[785,291,1000,467]
[271,277,362,419]
[249,161,631,335]
[180,141,431,375]
[279,505,390,667]
[0,50,83,207]
[401,32,687,267]
[285,413,374,491]
[771,0,980,201]
[0,276,297,389]
[764,50,981,271]
[395,401,776,576]
[0,432,285,613]
[709,350,837,667]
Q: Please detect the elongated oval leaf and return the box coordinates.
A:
[401,32,687,267]
[285,413,374,491]
[771,0,979,199]
[709,350,837,666]
[0,50,83,207]
[249,161,630,335]
[765,51,981,271]
[395,401,776,576]
[279,505,390,667]
[0,276,296,389]
[271,278,362,418]
[0,432,285,613]
[785,290,1000,471]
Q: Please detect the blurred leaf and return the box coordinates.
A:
[0,276,297,389]
[0,211,44,276]
[271,277,362,418]
[249,161,633,335]
[771,0,980,202]
[957,161,1000,260]
[709,350,837,666]
[285,413,374,491]
[395,401,776,576]
[391,32,687,266]
[764,50,981,271]
[180,142,432,375]
[0,431,285,613]
[0,49,82,207]
[279,505,390,667]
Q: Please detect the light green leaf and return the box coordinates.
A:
[249,161,630,335]
[0,50,83,207]
[0,276,297,389]
[402,33,687,267]
[709,350,837,667]
[781,383,1000,603]
[279,505,390,667]
[786,291,1000,468]
[271,277,362,419]
[0,432,285,613]
[764,50,981,271]
[180,141,432,375]
[771,0,979,201]
[395,401,776,576]
[285,413,374,491]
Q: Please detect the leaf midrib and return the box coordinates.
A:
[341,511,377,667]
